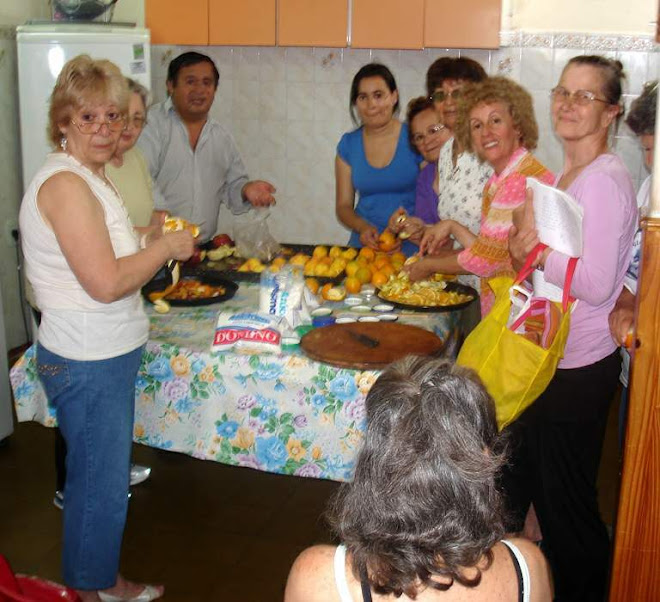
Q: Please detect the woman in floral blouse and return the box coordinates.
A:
[408,78,555,316]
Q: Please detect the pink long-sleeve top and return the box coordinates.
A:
[458,147,554,315]
[544,153,637,369]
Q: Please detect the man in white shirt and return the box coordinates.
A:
[138,51,275,242]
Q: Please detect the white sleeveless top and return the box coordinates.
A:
[19,153,149,360]
[333,540,531,602]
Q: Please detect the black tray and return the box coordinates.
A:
[142,270,238,307]
[377,281,478,313]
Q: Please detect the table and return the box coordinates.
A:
[10,283,461,482]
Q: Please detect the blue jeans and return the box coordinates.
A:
[37,343,144,590]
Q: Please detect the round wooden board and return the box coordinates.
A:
[300,322,443,369]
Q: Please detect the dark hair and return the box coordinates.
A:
[426,57,488,97]
[349,63,399,125]
[626,81,657,136]
[456,77,539,154]
[167,51,219,88]
[328,356,507,599]
[565,55,625,109]
[406,96,437,148]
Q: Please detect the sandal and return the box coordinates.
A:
[98,584,164,601]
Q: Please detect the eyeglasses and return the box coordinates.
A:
[412,124,446,145]
[550,86,609,106]
[70,114,125,134]
[430,89,462,103]
[126,116,147,130]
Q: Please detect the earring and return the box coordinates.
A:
[60,136,67,151]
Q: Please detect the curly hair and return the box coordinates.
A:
[327,356,507,599]
[455,77,539,155]
[626,80,657,136]
[48,54,128,148]
[406,96,437,148]
[426,57,487,97]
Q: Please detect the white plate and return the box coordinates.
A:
[344,296,363,306]
[373,303,394,312]
[378,313,398,321]
[352,305,373,313]
[311,306,332,317]
[358,315,380,322]
[335,316,357,324]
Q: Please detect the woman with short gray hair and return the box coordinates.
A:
[284,357,553,602]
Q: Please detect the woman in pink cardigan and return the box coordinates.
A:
[505,56,637,602]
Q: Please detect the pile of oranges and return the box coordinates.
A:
[303,246,406,301]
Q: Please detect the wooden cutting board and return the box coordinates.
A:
[300,322,443,369]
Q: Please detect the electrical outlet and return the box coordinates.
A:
[5,218,18,247]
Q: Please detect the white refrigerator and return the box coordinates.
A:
[16,23,151,190]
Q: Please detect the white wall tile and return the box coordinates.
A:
[491,46,522,82]
[341,48,372,83]
[313,48,344,83]
[259,47,287,82]
[285,47,314,82]
[646,52,660,83]
[259,120,287,159]
[314,82,347,124]
[397,50,428,86]
[615,135,644,186]
[287,82,315,121]
[232,79,260,120]
[286,120,316,162]
[259,80,287,121]
[520,47,554,91]
[617,51,648,96]
[206,47,234,81]
[233,47,260,81]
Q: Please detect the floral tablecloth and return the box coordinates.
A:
[10,284,461,482]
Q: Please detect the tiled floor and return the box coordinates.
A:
[0,389,622,601]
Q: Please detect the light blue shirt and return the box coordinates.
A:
[138,98,250,241]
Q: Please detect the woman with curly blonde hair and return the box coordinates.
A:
[408,77,555,316]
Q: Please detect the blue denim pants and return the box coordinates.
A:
[37,343,144,590]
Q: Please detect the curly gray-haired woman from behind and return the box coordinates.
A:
[285,357,553,602]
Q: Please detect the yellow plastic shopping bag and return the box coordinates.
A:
[457,246,577,430]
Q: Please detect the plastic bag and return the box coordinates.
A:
[233,208,281,261]
[259,265,311,331]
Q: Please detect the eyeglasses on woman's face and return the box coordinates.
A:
[70,112,125,134]
[412,123,446,145]
[430,89,462,103]
[550,86,609,106]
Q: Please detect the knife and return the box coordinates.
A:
[347,330,380,348]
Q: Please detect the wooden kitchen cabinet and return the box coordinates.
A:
[145,0,208,45]
[209,0,276,45]
[424,0,501,49]
[351,0,424,50]
[278,0,348,47]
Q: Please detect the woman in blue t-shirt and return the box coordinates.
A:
[336,63,422,253]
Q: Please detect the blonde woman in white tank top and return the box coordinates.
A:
[285,357,553,602]
[19,56,194,602]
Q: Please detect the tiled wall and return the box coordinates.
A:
[150,33,659,246]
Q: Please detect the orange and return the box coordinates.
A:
[374,255,391,270]
[380,264,396,278]
[371,271,389,287]
[329,245,343,258]
[314,263,330,277]
[289,253,310,266]
[378,230,397,252]
[321,283,346,301]
[320,256,333,266]
[345,261,360,277]
[344,276,362,294]
[355,266,373,284]
[305,278,320,294]
[358,247,376,262]
[312,245,328,259]
[391,252,406,265]
[341,247,358,260]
